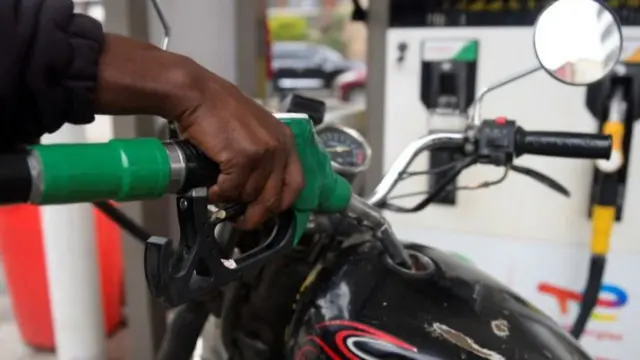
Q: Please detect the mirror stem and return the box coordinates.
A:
[150,0,171,51]
[470,65,542,125]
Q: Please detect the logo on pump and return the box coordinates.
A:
[537,282,628,322]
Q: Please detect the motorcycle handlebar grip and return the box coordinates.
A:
[517,131,612,159]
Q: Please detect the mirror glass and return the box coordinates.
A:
[533,0,622,85]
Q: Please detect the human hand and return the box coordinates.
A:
[176,73,304,229]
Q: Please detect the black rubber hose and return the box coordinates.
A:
[0,152,32,205]
[92,201,152,243]
[409,155,477,212]
[571,255,606,339]
[156,302,210,360]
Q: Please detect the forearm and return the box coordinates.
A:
[95,34,221,122]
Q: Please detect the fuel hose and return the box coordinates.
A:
[0,138,211,206]
[571,88,626,339]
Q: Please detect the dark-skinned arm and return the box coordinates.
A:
[94,34,213,124]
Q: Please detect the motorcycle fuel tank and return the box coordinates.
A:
[286,240,591,360]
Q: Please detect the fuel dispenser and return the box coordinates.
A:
[421,39,478,204]
[573,60,640,338]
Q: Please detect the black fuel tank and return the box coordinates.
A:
[286,240,592,360]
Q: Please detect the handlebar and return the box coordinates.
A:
[516,131,612,159]
[365,120,612,207]
[366,133,466,206]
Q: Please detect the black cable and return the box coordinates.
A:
[92,201,152,243]
[571,255,606,339]
[400,159,466,179]
[382,156,478,213]
[510,164,570,197]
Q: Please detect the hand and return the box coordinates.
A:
[93,35,303,228]
[177,74,304,229]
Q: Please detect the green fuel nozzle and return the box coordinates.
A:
[279,114,352,240]
[10,114,351,244]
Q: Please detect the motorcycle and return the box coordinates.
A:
[0,0,622,359]
[153,1,625,359]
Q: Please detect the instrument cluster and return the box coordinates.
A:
[316,125,371,177]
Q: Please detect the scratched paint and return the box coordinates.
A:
[491,319,510,338]
[426,323,506,360]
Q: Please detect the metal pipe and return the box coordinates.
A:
[149,0,171,50]
[348,195,412,269]
[470,65,542,125]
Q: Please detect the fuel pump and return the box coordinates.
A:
[368,1,640,357]
[573,62,640,338]
[421,39,479,204]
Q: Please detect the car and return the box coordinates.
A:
[334,67,367,103]
[271,41,363,93]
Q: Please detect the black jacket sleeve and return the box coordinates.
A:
[0,0,105,146]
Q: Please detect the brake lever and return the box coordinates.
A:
[510,164,571,197]
[144,188,296,307]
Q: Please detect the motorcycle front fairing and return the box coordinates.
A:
[286,239,591,360]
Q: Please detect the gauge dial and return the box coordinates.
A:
[316,125,371,174]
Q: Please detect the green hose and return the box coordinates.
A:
[31,138,171,204]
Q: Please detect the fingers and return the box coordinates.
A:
[279,145,305,212]
[239,147,274,203]
[237,147,286,230]
[198,108,303,230]
[208,165,251,203]
[208,144,266,203]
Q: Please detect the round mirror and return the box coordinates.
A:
[533,0,622,85]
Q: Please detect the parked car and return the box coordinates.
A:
[334,67,367,103]
[271,41,363,93]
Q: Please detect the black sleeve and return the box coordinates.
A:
[0,0,105,146]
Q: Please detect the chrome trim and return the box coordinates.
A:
[164,143,187,193]
[316,124,372,176]
[365,132,466,206]
[27,151,43,204]
[470,65,541,125]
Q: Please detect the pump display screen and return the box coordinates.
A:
[390,0,640,27]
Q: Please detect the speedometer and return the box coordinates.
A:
[316,125,371,175]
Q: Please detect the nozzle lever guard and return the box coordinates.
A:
[144,188,296,307]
